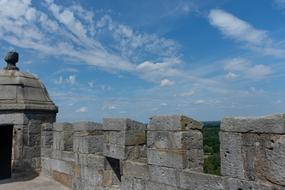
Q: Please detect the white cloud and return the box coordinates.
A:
[160,79,175,87]
[181,90,195,97]
[76,106,88,113]
[0,0,181,81]
[209,9,285,58]
[224,58,271,79]
[224,58,250,72]
[67,75,76,85]
[246,65,272,79]
[136,58,182,82]
[225,72,239,80]
[274,0,285,10]
[194,99,206,105]
[54,75,76,85]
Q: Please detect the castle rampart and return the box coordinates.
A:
[41,114,285,190]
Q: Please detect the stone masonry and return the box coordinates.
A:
[41,114,285,190]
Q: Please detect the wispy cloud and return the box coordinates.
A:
[274,0,285,10]
[76,106,88,113]
[0,0,181,82]
[160,79,175,87]
[224,58,272,79]
[54,75,76,85]
[208,9,285,58]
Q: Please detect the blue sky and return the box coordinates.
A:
[0,0,285,122]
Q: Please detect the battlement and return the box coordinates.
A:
[41,114,285,190]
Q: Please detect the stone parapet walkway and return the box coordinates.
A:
[0,175,70,190]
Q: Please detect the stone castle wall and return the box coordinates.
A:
[40,114,285,190]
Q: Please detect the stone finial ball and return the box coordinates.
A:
[5,51,19,65]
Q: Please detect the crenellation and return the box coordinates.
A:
[23,114,285,190]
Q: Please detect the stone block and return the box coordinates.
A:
[41,148,52,158]
[73,121,103,131]
[23,132,41,146]
[103,118,146,131]
[75,153,105,169]
[147,130,202,149]
[123,160,149,180]
[241,133,285,186]
[80,166,104,187]
[103,143,126,160]
[63,130,74,151]
[103,143,139,160]
[73,135,103,154]
[51,159,74,175]
[53,122,73,132]
[226,178,279,190]
[27,120,42,133]
[121,177,146,190]
[148,165,180,187]
[146,181,180,190]
[41,157,51,176]
[148,115,203,131]
[180,170,225,190]
[41,123,53,131]
[61,151,75,162]
[53,131,64,150]
[262,134,285,186]
[221,114,285,134]
[220,132,245,179]
[23,146,41,159]
[41,131,53,147]
[147,148,187,169]
[105,130,146,146]
[53,170,73,188]
[186,148,204,171]
[0,112,27,125]
[0,85,17,99]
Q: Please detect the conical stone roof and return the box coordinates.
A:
[0,52,57,112]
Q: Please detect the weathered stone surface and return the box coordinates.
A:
[221,114,285,133]
[148,165,180,187]
[263,135,285,186]
[240,133,285,186]
[147,148,187,169]
[146,181,180,190]
[51,159,74,175]
[180,170,225,190]
[80,166,104,187]
[53,170,73,188]
[53,131,64,150]
[186,148,204,171]
[121,177,146,190]
[75,154,105,169]
[0,68,58,112]
[147,130,202,149]
[53,123,72,132]
[220,131,245,179]
[0,112,27,124]
[73,121,103,131]
[226,178,278,190]
[148,115,203,131]
[123,160,149,180]
[105,130,146,146]
[41,157,52,176]
[63,130,73,151]
[73,135,103,154]
[103,118,146,131]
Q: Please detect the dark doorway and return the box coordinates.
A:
[0,125,13,180]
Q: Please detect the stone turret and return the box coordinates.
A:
[0,51,57,179]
